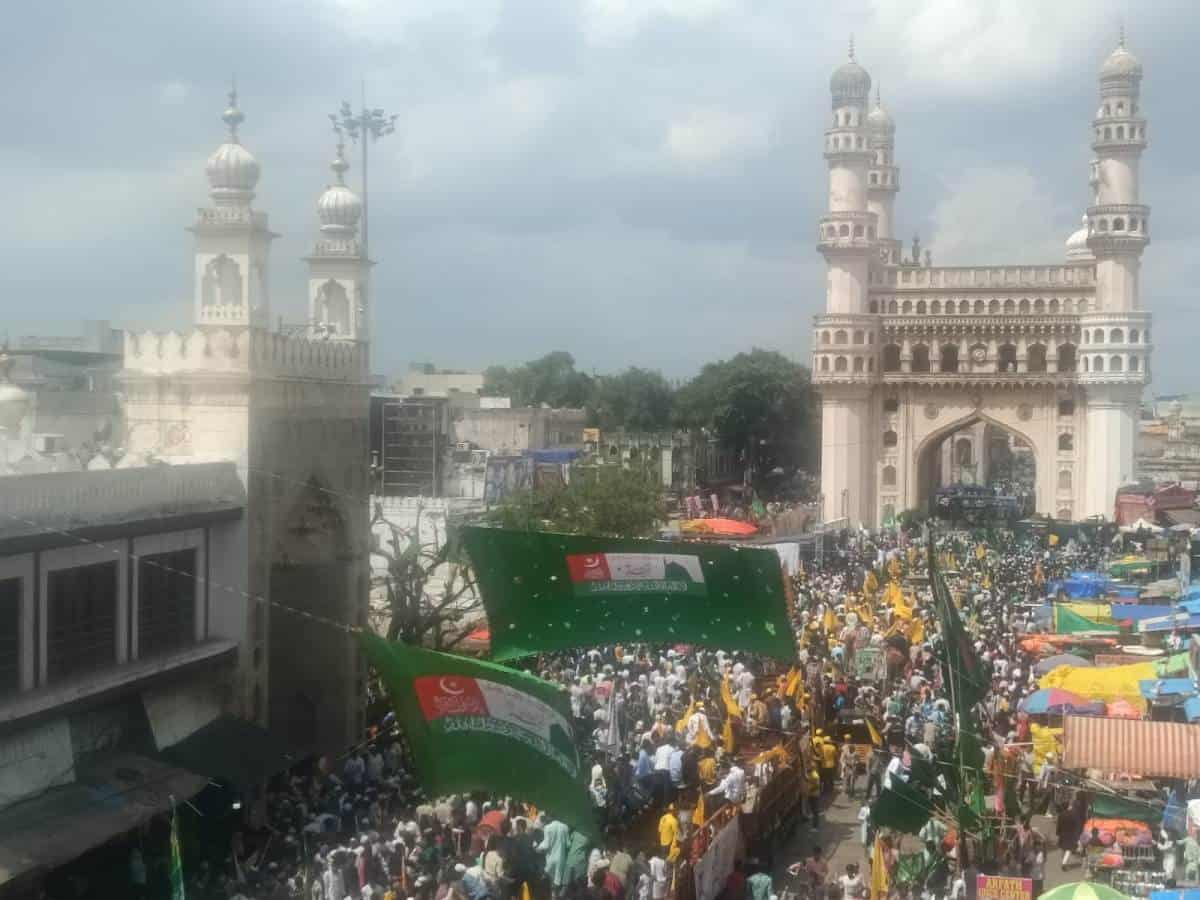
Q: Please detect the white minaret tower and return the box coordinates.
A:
[305,140,370,343]
[1079,32,1152,518]
[866,86,901,265]
[812,40,881,526]
[190,86,276,328]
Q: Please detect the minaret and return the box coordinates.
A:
[1079,32,1152,518]
[190,86,276,328]
[866,86,901,265]
[812,39,880,526]
[305,141,370,343]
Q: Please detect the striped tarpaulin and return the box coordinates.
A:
[1062,715,1200,778]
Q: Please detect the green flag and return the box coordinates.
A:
[927,543,987,716]
[461,526,795,662]
[170,805,185,900]
[1053,605,1120,634]
[869,777,931,834]
[360,632,596,835]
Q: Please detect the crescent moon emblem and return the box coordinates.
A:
[583,556,603,568]
[439,677,465,695]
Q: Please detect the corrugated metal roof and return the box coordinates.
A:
[1063,715,1200,778]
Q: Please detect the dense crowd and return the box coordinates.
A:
[147,523,1194,900]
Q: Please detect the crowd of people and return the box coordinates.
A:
[120,521,1195,900]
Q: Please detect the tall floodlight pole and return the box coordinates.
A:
[329,83,398,264]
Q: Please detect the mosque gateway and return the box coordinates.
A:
[812,38,1151,527]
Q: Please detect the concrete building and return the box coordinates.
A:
[0,89,376,891]
[121,88,372,756]
[0,464,255,890]
[0,323,125,475]
[812,37,1151,526]
[392,365,484,400]
[1138,397,1200,486]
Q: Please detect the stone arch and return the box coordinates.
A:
[882,429,898,448]
[913,410,1039,515]
[1058,469,1072,491]
[1057,344,1076,372]
[998,343,1018,372]
[939,344,959,373]
[834,329,849,344]
[911,344,931,372]
[834,356,848,372]
[882,344,901,372]
[1058,433,1074,452]
[202,254,243,308]
[1028,344,1047,373]
[317,280,351,335]
[882,464,897,487]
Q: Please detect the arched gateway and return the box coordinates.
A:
[812,39,1151,527]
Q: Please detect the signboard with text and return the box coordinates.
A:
[976,875,1033,900]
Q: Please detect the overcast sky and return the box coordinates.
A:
[3,0,1197,391]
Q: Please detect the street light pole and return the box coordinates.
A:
[329,83,398,264]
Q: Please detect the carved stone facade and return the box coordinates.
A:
[812,41,1151,526]
[117,92,373,754]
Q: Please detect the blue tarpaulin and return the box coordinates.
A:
[1151,891,1200,900]
[1178,599,1200,614]
[1139,678,1197,700]
[528,449,580,464]
[1140,612,1200,633]
[1112,604,1175,622]
[1047,571,1118,598]
[1185,696,1200,722]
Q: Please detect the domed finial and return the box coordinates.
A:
[848,34,855,61]
[331,141,349,186]
[875,83,881,107]
[221,75,244,143]
[1119,22,1126,49]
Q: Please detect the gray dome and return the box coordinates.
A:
[830,59,871,107]
[867,101,894,133]
[1101,44,1142,80]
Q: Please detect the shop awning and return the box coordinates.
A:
[0,753,206,888]
[160,715,297,790]
[1062,715,1200,778]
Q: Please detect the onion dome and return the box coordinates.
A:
[1100,32,1142,81]
[316,142,362,235]
[205,87,260,205]
[867,91,894,135]
[830,37,871,108]
[1065,215,1094,261]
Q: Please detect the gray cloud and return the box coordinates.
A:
[1,0,1197,391]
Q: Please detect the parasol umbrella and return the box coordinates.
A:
[1105,698,1142,719]
[1035,653,1092,675]
[679,517,759,536]
[1019,687,1097,715]
[1037,883,1131,900]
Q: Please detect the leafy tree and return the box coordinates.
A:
[587,367,675,432]
[673,348,815,479]
[482,351,594,408]
[488,465,665,537]
[369,503,481,649]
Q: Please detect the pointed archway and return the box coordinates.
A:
[914,411,1038,519]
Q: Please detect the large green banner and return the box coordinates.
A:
[461,526,796,662]
[360,632,596,835]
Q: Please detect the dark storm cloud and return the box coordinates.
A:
[2,0,1197,390]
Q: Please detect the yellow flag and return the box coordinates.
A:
[975,543,986,560]
[784,667,802,699]
[870,836,889,900]
[982,573,992,590]
[675,699,695,736]
[823,606,837,634]
[1049,533,1060,547]
[520,884,533,900]
[864,570,879,595]
[692,790,706,828]
[723,716,736,753]
[721,677,742,717]
[888,556,902,579]
[908,617,925,645]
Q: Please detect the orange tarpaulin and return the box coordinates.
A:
[680,518,759,536]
